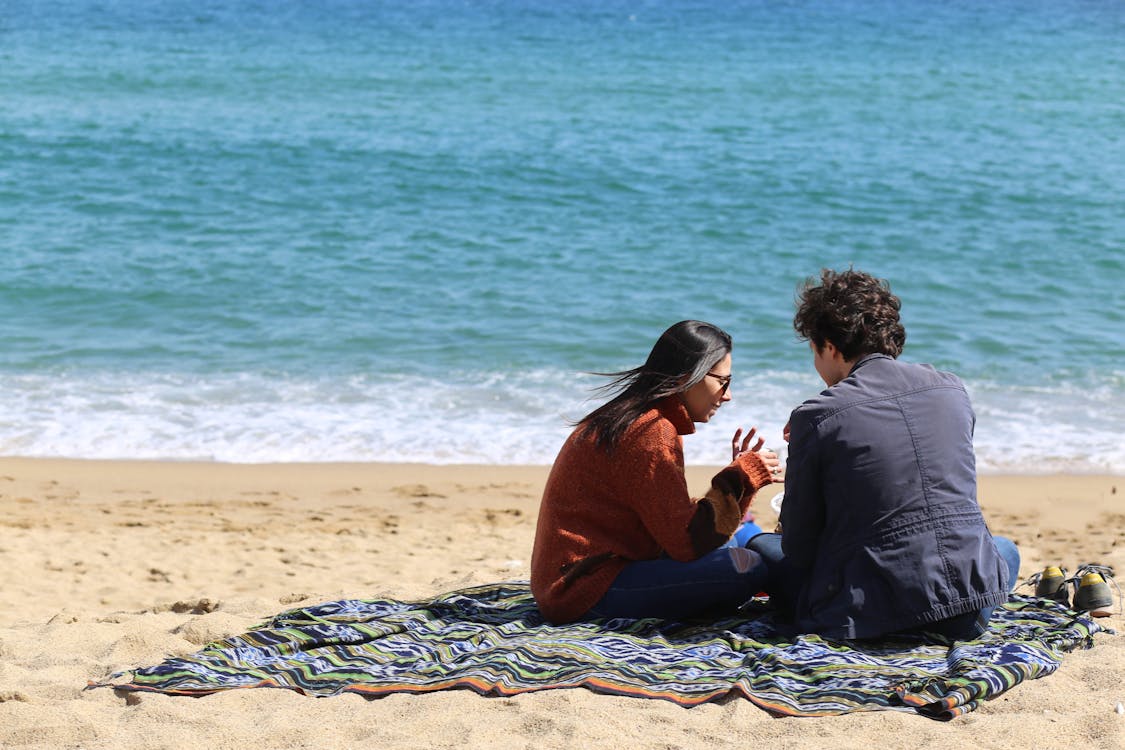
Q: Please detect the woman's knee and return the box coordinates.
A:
[726,546,762,574]
[992,535,1021,592]
[746,532,783,560]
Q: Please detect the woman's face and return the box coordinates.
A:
[681,352,732,423]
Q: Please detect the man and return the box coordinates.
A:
[749,269,1019,641]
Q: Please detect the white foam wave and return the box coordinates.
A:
[0,369,1121,473]
[966,379,1125,474]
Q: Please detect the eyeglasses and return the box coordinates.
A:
[704,372,732,396]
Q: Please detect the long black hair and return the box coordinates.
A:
[576,320,732,452]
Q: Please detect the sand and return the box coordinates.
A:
[0,458,1121,749]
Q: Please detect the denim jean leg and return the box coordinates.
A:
[962,535,1022,637]
[745,532,802,620]
[992,535,1021,593]
[587,546,768,620]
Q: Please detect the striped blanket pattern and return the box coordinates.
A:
[105,582,1103,720]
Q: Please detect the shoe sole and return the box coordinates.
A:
[1073,575,1115,617]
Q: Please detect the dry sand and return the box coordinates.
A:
[0,458,1121,749]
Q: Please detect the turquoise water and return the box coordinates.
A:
[1,1,1122,470]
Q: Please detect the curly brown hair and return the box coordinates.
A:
[794,269,906,360]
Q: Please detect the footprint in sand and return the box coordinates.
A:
[162,598,221,615]
[392,484,446,499]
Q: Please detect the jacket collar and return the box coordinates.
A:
[848,352,894,378]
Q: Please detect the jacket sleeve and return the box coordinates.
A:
[779,411,823,569]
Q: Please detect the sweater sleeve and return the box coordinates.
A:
[627,423,774,561]
[685,452,774,556]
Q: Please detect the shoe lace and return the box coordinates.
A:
[1019,567,1066,591]
[1075,563,1116,580]
[1070,563,1123,615]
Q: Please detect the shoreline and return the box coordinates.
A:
[1,458,1121,748]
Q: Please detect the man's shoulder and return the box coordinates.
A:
[843,355,965,394]
[791,357,966,422]
[881,357,967,393]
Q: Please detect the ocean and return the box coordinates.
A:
[1,0,1122,472]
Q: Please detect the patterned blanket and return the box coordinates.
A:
[100,582,1104,720]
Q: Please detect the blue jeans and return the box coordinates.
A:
[746,533,1021,641]
[587,526,769,621]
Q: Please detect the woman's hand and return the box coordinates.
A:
[731,426,764,460]
[731,427,784,481]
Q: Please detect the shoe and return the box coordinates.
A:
[1022,566,1070,604]
[1070,564,1120,618]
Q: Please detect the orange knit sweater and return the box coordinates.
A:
[530,396,775,624]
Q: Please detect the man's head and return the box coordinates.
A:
[794,269,906,378]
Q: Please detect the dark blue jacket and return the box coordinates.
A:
[780,354,1008,640]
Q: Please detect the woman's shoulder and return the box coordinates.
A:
[624,398,692,445]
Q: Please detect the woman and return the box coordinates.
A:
[530,320,781,624]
